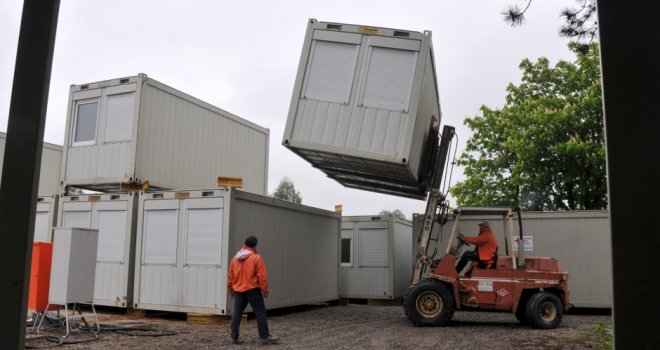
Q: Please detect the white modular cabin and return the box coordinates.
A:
[0,132,62,196]
[133,188,341,315]
[341,215,412,299]
[33,196,59,242]
[413,210,612,308]
[283,19,441,199]
[61,74,269,195]
[57,193,138,308]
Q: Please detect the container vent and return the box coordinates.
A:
[152,194,163,199]
[80,84,89,90]
[119,78,129,84]
[201,191,215,197]
[393,31,410,38]
[327,23,342,30]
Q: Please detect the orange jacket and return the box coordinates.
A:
[227,246,269,294]
[462,228,498,261]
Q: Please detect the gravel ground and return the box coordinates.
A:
[25,304,611,349]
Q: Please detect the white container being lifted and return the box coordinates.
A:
[340,215,412,300]
[133,188,341,315]
[283,19,442,199]
[62,74,269,195]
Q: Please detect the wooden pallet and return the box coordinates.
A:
[186,313,246,325]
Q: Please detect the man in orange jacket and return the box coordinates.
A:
[228,236,279,345]
[456,221,499,273]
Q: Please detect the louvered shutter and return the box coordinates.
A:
[302,40,359,103]
[361,47,418,111]
[143,209,179,265]
[97,210,127,262]
[358,228,389,267]
[185,208,223,266]
[104,92,135,142]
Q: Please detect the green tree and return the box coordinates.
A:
[272,177,302,204]
[450,42,606,211]
[379,209,406,221]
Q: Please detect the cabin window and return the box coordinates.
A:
[73,101,99,145]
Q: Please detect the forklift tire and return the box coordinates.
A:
[524,291,563,329]
[403,278,455,326]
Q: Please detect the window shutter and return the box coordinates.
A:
[302,40,359,103]
[359,228,388,267]
[97,210,127,262]
[62,211,91,229]
[104,92,135,143]
[185,208,223,266]
[34,212,49,242]
[143,209,179,265]
[361,47,418,111]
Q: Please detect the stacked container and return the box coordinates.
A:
[133,188,341,315]
[61,74,269,195]
[283,19,441,199]
[340,215,412,299]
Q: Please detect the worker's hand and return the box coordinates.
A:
[263,291,269,298]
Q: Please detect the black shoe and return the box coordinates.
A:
[229,336,241,344]
[260,335,279,344]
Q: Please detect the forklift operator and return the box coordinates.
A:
[456,221,498,273]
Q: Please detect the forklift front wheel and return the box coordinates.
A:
[403,279,455,326]
[524,291,563,329]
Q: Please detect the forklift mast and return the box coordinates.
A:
[412,125,456,283]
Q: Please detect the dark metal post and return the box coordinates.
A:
[597,1,660,348]
[0,1,60,348]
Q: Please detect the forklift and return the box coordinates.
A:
[406,126,570,329]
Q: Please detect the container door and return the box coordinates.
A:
[180,197,225,308]
[138,199,180,306]
[356,221,391,297]
[61,201,92,229]
[92,200,130,304]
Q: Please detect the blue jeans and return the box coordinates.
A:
[231,288,270,340]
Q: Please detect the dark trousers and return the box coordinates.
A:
[456,250,479,273]
[231,288,270,340]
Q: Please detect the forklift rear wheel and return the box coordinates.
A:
[524,291,563,329]
[403,278,455,326]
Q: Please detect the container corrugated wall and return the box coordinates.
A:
[413,210,612,308]
[57,193,139,307]
[0,133,62,196]
[133,189,340,315]
[62,75,269,195]
[283,19,440,199]
[340,215,412,299]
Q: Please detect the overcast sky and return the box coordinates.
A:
[0,0,579,218]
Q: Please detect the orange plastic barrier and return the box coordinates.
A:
[28,242,57,311]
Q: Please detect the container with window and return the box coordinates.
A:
[283,19,442,199]
[340,215,412,300]
[57,193,139,308]
[133,188,340,314]
[62,74,269,195]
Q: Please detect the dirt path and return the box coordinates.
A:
[26,304,611,349]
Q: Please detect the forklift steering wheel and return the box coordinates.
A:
[456,236,471,246]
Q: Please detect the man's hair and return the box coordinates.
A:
[245,235,258,247]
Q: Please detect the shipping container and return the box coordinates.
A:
[283,19,441,199]
[0,132,62,196]
[133,188,340,315]
[57,193,138,308]
[61,74,269,195]
[412,210,612,308]
[34,195,58,242]
[340,215,412,299]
